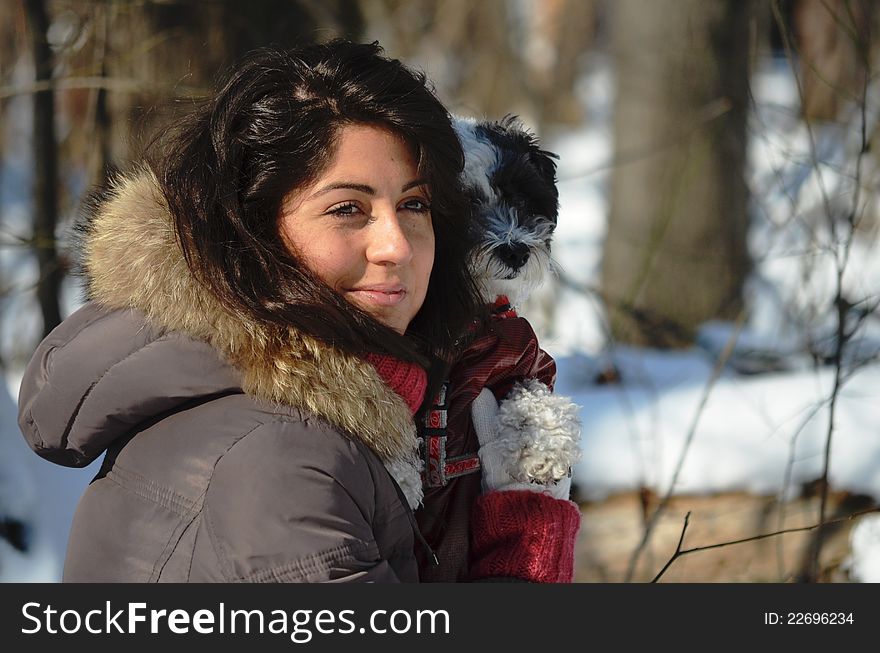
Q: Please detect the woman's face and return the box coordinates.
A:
[280,123,435,335]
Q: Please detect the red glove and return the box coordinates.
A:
[470,490,580,583]
[468,383,581,583]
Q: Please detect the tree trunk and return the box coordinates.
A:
[793,0,872,122]
[602,0,751,347]
[24,0,62,338]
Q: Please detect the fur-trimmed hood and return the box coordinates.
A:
[42,170,423,506]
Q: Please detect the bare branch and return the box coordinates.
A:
[653,505,880,582]
[0,76,209,100]
[650,511,690,583]
[625,309,748,582]
[771,0,837,240]
[557,97,733,183]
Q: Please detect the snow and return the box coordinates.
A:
[846,514,880,582]
[1,371,103,582]
[2,54,878,581]
[557,346,880,500]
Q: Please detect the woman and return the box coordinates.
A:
[18,40,579,582]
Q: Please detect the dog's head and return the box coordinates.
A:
[453,116,559,306]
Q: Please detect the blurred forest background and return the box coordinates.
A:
[1,0,875,355]
[2,0,879,582]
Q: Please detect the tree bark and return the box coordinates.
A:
[794,0,872,122]
[602,0,752,347]
[24,0,62,338]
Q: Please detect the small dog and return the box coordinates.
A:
[452,115,580,492]
[453,116,560,307]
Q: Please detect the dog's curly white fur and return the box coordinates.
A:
[495,379,581,484]
[471,383,580,500]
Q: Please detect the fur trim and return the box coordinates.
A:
[494,379,581,485]
[81,170,423,508]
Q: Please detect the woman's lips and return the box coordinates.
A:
[347,286,407,306]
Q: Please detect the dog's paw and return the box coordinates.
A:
[495,379,582,485]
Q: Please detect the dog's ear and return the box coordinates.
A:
[528,146,559,195]
[498,114,559,191]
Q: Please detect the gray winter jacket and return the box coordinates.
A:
[18,171,425,582]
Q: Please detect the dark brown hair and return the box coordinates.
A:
[154,40,482,370]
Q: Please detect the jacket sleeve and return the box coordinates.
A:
[195,420,413,583]
[493,315,556,393]
[469,490,580,583]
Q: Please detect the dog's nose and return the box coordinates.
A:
[497,242,530,270]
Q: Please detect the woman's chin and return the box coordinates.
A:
[349,303,409,335]
[346,294,415,335]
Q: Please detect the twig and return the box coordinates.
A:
[554,267,655,503]
[652,505,880,583]
[650,511,690,583]
[810,1,872,581]
[557,97,732,183]
[762,0,874,581]
[771,0,837,236]
[624,309,748,582]
[555,273,692,345]
[774,399,829,579]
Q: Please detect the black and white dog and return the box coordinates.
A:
[453,115,559,307]
[453,116,580,494]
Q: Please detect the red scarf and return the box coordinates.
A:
[365,353,427,415]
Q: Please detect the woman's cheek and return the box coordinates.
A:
[303,242,353,289]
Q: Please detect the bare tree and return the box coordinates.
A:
[602,0,752,347]
[24,0,62,338]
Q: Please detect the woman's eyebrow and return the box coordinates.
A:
[310,178,428,199]
[401,178,428,192]
[310,182,375,198]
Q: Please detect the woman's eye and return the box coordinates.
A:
[328,202,361,216]
[401,198,430,213]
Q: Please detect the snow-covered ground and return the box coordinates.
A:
[1,376,103,582]
[2,54,878,582]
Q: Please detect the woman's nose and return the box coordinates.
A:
[366,208,413,266]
